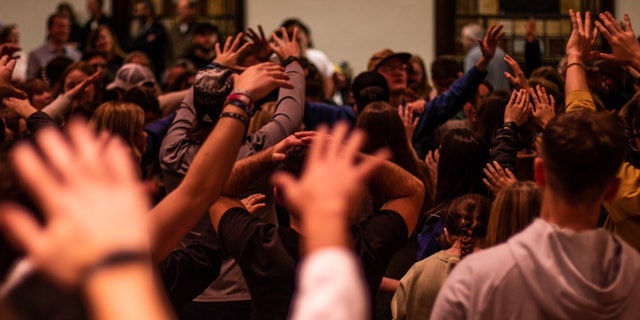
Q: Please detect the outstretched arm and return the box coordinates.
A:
[149,62,293,262]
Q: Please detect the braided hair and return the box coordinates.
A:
[441,194,491,260]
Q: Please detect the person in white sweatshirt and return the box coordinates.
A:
[431,10,640,320]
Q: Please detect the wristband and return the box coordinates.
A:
[227,93,254,110]
[503,121,520,132]
[81,251,150,284]
[281,56,300,67]
[219,111,249,127]
[565,62,585,72]
[231,89,256,102]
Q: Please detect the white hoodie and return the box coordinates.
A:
[431,219,640,320]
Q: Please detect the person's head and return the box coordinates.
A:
[528,77,564,114]
[53,62,101,108]
[163,59,195,92]
[82,50,109,78]
[0,25,19,45]
[86,0,104,17]
[368,49,411,96]
[88,25,124,59]
[134,0,155,21]
[435,129,490,205]
[485,181,541,247]
[463,80,493,125]
[106,63,157,96]
[537,110,626,206]
[473,90,510,146]
[461,24,485,51]
[20,79,52,109]
[176,0,196,22]
[121,86,162,123]
[407,54,431,98]
[281,18,312,49]
[91,101,146,162]
[431,55,463,95]
[192,22,219,52]
[530,66,564,94]
[56,2,78,24]
[350,71,389,113]
[440,193,491,259]
[47,12,70,45]
[596,60,626,92]
[299,57,324,102]
[186,66,235,142]
[44,56,74,87]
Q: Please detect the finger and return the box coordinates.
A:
[215,42,222,57]
[309,125,330,163]
[508,89,517,106]
[103,135,140,185]
[0,204,45,253]
[66,120,103,177]
[412,117,419,127]
[482,178,495,193]
[230,32,244,51]
[584,11,592,35]
[606,11,624,33]
[504,72,516,84]
[11,142,62,206]
[258,25,266,39]
[281,27,291,43]
[505,168,516,180]
[271,171,297,195]
[223,36,232,52]
[343,129,365,162]
[31,127,75,181]
[549,94,556,109]
[0,54,8,66]
[434,149,440,161]
[291,27,299,45]
[355,148,391,180]
[591,50,615,62]
[575,11,584,35]
[246,28,257,40]
[625,13,634,34]
[236,42,252,57]
[594,21,612,42]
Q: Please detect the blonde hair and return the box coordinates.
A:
[485,181,541,247]
[91,101,145,162]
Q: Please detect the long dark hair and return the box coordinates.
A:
[441,193,491,259]
[473,91,510,146]
[435,129,490,205]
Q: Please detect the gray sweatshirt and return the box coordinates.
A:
[431,218,640,319]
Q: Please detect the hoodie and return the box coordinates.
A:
[430,219,640,320]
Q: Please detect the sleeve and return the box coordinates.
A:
[158,89,189,115]
[491,127,521,174]
[565,90,596,112]
[246,61,305,151]
[142,113,176,168]
[303,101,356,131]
[391,267,411,320]
[412,66,488,142]
[290,248,369,320]
[159,89,199,180]
[41,94,72,125]
[603,162,640,222]
[157,226,225,311]
[25,111,58,133]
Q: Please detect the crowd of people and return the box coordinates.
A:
[1,2,640,319]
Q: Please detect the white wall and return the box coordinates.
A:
[246,0,435,76]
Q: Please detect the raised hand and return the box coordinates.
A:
[232,62,293,101]
[66,70,100,100]
[0,43,20,59]
[246,25,272,62]
[482,161,517,194]
[214,32,252,71]
[593,12,640,70]
[0,55,27,99]
[0,121,151,288]
[399,105,418,143]
[240,193,266,214]
[529,85,556,129]
[2,96,37,119]
[503,54,529,90]
[272,122,389,225]
[566,10,598,62]
[525,18,536,43]
[476,24,505,71]
[504,89,531,126]
[269,27,301,62]
[425,149,439,187]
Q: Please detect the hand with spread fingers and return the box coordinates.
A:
[593,12,640,70]
[566,10,598,62]
[503,54,529,90]
[0,121,151,288]
[0,55,27,99]
[66,71,101,101]
[483,161,517,194]
[476,24,505,71]
[270,27,301,62]
[233,62,293,101]
[399,105,418,143]
[241,193,267,214]
[214,32,252,72]
[504,89,531,127]
[530,85,556,129]
[246,25,272,62]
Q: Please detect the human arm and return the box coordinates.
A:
[524,18,542,76]
[149,62,293,262]
[564,10,598,112]
[503,54,530,90]
[0,121,172,319]
[157,89,189,115]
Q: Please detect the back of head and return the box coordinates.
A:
[431,55,461,90]
[44,56,74,87]
[351,71,389,113]
[107,63,156,92]
[277,145,309,179]
[91,101,145,161]
[436,129,490,204]
[442,193,491,259]
[473,91,510,145]
[486,181,541,247]
[541,110,626,204]
[121,86,161,122]
[0,24,16,44]
[461,24,485,49]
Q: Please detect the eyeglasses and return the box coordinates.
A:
[378,64,407,73]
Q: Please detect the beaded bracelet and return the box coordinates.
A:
[220,111,249,127]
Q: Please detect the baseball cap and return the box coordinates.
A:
[106,63,156,91]
[351,71,389,112]
[367,49,412,72]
